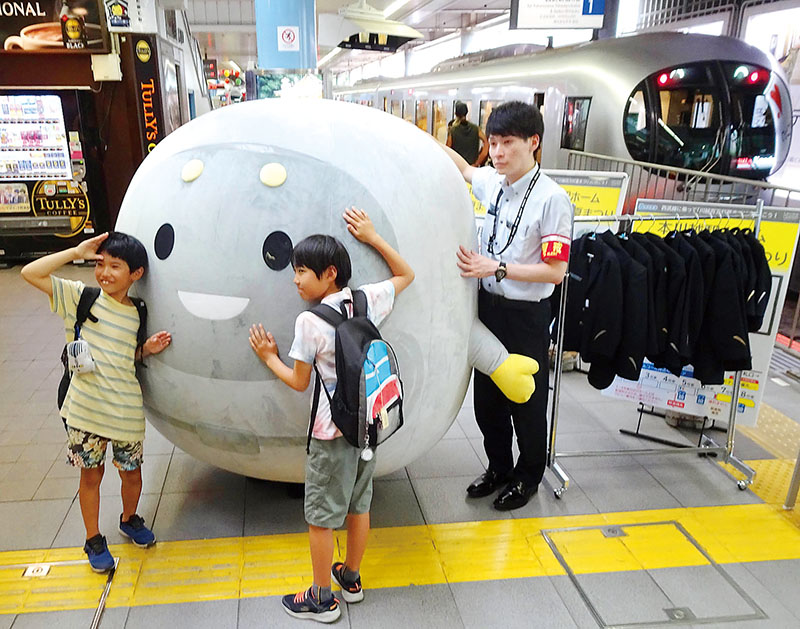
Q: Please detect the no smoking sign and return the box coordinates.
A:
[277,26,300,51]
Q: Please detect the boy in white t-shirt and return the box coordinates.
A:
[248,207,414,623]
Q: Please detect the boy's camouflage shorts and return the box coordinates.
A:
[66,426,143,471]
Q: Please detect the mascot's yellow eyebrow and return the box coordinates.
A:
[181,159,204,182]
[260,162,287,187]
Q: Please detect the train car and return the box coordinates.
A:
[332,32,792,181]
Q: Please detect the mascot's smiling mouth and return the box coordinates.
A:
[178,290,250,320]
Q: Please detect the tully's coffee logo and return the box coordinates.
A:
[64,18,82,40]
[31,180,90,238]
[135,39,150,62]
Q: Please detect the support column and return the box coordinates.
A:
[254,0,316,70]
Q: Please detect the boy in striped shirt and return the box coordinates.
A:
[22,232,171,572]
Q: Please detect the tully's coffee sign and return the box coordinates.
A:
[132,35,164,155]
[1,0,109,53]
[31,179,90,237]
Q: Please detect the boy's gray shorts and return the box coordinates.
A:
[305,436,376,529]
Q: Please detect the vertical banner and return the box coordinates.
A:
[132,35,165,156]
[254,0,316,70]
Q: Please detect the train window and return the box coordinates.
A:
[652,64,721,171]
[624,87,652,162]
[561,97,591,151]
[415,101,428,132]
[534,93,544,115]
[722,62,776,175]
[433,101,449,143]
[479,101,500,134]
[402,100,414,123]
[391,100,401,118]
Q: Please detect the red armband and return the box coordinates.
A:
[541,234,571,262]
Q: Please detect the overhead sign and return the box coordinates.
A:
[1,0,109,53]
[203,58,218,81]
[511,0,605,30]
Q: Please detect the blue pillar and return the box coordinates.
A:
[255,0,317,70]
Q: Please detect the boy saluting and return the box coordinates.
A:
[22,232,171,572]
[249,207,414,623]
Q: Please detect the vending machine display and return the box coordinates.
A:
[0,89,108,261]
[0,95,72,181]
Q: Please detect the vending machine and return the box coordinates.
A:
[0,88,109,261]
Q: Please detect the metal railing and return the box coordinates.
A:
[564,149,800,356]
[565,150,800,209]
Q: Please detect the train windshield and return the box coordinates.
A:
[623,61,791,177]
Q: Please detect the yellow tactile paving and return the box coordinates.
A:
[738,403,800,460]
[2,401,798,615]
[3,503,796,615]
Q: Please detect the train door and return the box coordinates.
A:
[415,100,429,133]
[433,100,449,143]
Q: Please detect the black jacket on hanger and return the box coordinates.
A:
[597,230,648,384]
[741,230,772,331]
[664,231,705,367]
[632,232,668,360]
[563,233,624,389]
[642,232,688,376]
[693,231,752,384]
[619,234,659,358]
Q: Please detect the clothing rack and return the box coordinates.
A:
[547,202,764,498]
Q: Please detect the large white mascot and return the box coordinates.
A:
[116,99,537,482]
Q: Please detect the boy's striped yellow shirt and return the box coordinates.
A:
[51,277,145,442]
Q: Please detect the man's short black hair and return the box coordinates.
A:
[486,101,544,142]
[454,101,468,118]
[291,234,352,289]
[98,231,148,274]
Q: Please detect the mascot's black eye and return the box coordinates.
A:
[263,231,293,270]
[154,223,175,260]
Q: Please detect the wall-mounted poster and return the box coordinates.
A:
[2,1,109,53]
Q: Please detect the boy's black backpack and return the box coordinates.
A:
[307,289,403,458]
[57,287,147,428]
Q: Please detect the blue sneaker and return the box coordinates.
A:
[119,514,156,548]
[84,534,114,573]
[282,587,341,623]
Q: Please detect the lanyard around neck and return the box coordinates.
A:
[487,166,541,256]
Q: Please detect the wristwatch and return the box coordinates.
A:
[494,261,507,282]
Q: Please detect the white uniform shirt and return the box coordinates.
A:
[288,281,395,440]
[472,163,572,302]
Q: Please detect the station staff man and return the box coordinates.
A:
[443,101,572,510]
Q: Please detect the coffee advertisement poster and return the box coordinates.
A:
[2,0,109,53]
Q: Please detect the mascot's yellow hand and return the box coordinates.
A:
[490,354,539,404]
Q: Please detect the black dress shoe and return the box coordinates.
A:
[493,480,537,511]
[466,470,510,498]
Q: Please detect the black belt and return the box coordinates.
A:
[479,287,546,309]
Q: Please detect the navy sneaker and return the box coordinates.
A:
[84,534,114,573]
[331,562,364,603]
[281,587,341,623]
[119,514,156,548]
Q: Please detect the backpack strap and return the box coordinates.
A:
[351,289,368,318]
[130,297,148,347]
[73,287,101,341]
[307,362,334,453]
[309,303,347,328]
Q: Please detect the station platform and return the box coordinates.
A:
[1,265,799,628]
